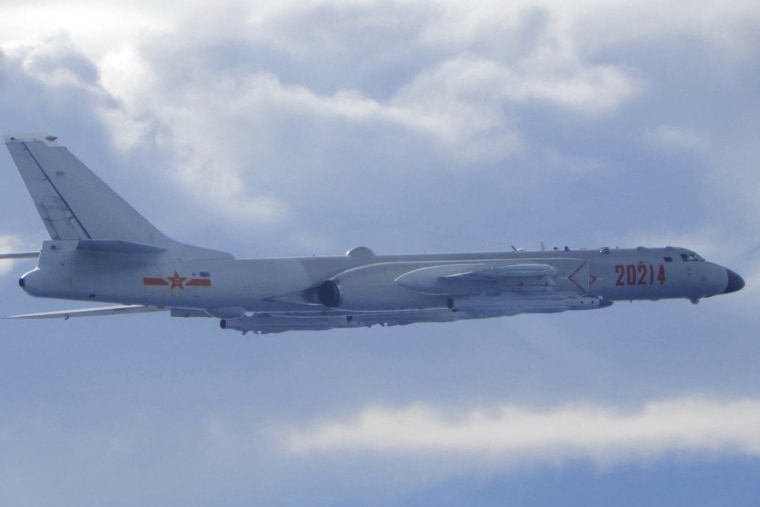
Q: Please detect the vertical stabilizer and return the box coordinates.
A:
[4,133,233,260]
[4,133,171,245]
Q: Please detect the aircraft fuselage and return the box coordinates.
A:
[19,241,741,319]
[4,133,745,334]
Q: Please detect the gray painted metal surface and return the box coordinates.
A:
[3,134,745,334]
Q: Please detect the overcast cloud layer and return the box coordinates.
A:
[1,1,759,506]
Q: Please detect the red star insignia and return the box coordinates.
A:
[166,270,187,290]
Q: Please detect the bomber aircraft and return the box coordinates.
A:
[1,133,745,334]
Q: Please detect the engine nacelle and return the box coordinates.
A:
[303,263,444,311]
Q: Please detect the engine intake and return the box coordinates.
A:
[316,280,342,307]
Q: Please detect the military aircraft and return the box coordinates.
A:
[1,133,745,334]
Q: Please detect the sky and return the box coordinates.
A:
[1,0,759,505]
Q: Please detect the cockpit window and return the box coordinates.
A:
[680,253,704,262]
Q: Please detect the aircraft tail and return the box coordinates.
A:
[4,133,232,260]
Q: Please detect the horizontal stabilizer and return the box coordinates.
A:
[0,252,40,259]
[5,304,166,319]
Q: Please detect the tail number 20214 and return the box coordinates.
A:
[615,264,666,286]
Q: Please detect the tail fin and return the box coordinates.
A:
[4,133,232,259]
[5,133,171,245]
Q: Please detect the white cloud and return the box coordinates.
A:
[562,0,760,59]
[394,54,638,142]
[1,2,759,504]
[517,61,642,113]
[646,125,706,152]
[7,0,752,233]
[283,398,760,466]
[2,33,99,89]
[0,1,172,61]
